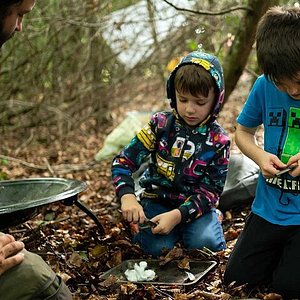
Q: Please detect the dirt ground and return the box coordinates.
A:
[0,73,275,300]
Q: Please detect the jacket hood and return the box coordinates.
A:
[166,51,225,125]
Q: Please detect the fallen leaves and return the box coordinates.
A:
[224,227,239,241]
[159,247,184,265]
[1,83,278,299]
[263,293,283,300]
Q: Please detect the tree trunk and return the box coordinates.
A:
[223,0,280,102]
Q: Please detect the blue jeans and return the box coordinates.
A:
[133,199,226,257]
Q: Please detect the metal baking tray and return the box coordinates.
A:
[99,259,217,286]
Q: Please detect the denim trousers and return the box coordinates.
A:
[133,199,226,257]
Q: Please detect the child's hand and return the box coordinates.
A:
[287,153,300,177]
[151,209,181,235]
[257,151,287,178]
[120,194,145,224]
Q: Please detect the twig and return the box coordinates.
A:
[38,216,71,227]
[0,154,46,170]
[152,285,175,300]
[162,0,253,16]
[8,228,28,234]
[0,154,100,174]
[187,290,230,299]
[43,157,56,176]
[14,128,34,155]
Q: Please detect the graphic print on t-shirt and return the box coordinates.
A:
[281,107,300,163]
[265,107,300,194]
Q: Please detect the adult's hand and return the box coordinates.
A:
[0,234,24,276]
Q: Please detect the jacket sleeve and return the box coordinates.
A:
[178,141,230,223]
[111,114,158,199]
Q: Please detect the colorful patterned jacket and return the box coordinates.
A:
[112,51,230,223]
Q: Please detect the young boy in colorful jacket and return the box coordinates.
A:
[112,51,230,257]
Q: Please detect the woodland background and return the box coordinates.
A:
[0,0,298,299]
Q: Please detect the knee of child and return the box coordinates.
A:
[143,240,175,257]
[272,276,300,299]
[223,264,251,287]
[184,234,225,252]
[133,231,177,257]
[223,268,232,285]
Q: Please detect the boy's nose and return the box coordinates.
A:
[186,102,195,113]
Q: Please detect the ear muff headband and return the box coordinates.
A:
[166,58,215,109]
[166,72,176,108]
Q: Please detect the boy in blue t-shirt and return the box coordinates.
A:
[224,6,300,298]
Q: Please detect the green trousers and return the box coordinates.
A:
[0,250,72,300]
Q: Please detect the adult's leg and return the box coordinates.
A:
[272,226,300,299]
[0,250,72,300]
[133,200,180,257]
[224,213,283,287]
[181,208,226,252]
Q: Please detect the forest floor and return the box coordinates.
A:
[0,73,281,300]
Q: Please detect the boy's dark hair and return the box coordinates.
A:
[0,0,23,18]
[256,6,300,82]
[174,64,217,98]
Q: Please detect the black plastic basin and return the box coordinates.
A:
[0,178,87,229]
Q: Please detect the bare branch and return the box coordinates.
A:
[0,155,100,175]
[161,0,253,16]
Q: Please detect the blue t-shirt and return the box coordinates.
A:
[237,75,300,225]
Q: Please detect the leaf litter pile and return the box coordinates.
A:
[0,78,283,300]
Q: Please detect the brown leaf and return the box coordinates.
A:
[90,244,107,258]
[225,211,232,221]
[120,282,138,295]
[263,293,283,300]
[99,274,118,288]
[177,257,190,270]
[58,272,71,283]
[106,249,122,268]
[224,228,239,241]
[68,252,83,267]
[174,292,189,300]
[160,247,184,265]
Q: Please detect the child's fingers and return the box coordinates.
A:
[289,164,300,177]
[271,156,286,169]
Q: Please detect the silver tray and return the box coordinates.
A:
[99,259,217,286]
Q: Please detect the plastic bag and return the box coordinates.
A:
[219,153,259,211]
[95,111,152,161]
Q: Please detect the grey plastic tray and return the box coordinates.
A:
[99,259,217,286]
